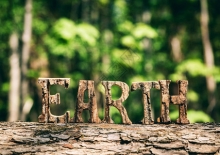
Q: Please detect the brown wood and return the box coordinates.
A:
[38,78,191,125]
[0,122,219,154]
[171,80,190,124]
[38,78,70,123]
[72,80,101,123]
[131,81,160,125]
[101,81,132,125]
[157,80,171,124]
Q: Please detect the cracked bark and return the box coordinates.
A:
[101,81,132,125]
[0,122,219,154]
[131,81,160,125]
[73,80,101,123]
[38,78,71,123]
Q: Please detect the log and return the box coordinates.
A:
[0,122,219,154]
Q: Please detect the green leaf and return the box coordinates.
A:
[121,35,135,48]
[117,21,134,34]
[76,23,99,46]
[53,18,76,41]
[132,23,158,39]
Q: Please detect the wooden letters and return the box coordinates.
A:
[38,78,70,123]
[131,81,160,124]
[101,81,132,125]
[73,80,101,123]
[38,78,190,124]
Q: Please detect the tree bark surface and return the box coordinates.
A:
[0,122,219,154]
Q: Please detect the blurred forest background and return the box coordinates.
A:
[0,0,220,123]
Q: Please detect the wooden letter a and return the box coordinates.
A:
[73,80,101,123]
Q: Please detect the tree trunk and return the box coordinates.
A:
[200,0,216,114]
[8,33,20,121]
[21,0,33,121]
[170,36,183,63]
[0,122,219,154]
[82,0,90,22]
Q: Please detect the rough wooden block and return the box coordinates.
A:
[157,80,171,123]
[38,78,70,123]
[171,80,190,124]
[131,81,160,124]
[72,80,101,123]
[101,81,132,125]
[1,122,219,154]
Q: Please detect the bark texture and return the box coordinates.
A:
[131,81,160,125]
[38,78,70,123]
[0,122,219,154]
[73,80,101,123]
[101,81,132,125]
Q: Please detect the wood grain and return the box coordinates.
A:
[0,122,219,154]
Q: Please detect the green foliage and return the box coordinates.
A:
[187,90,199,103]
[99,0,109,5]
[77,23,99,46]
[1,0,220,122]
[113,0,128,25]
[170,59,215,81]
[118,22,158,49]
[53,18,76,41]
[1,83,10,93]
[33,19,48,35]
[121,35,136,48]
[26,69,39,78]
[170,110,213,123]
[118,21,134,34]
[45,18,99,57]
[213,67,220,82]
[132,23,158,39]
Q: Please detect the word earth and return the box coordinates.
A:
[38,78,190,125]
